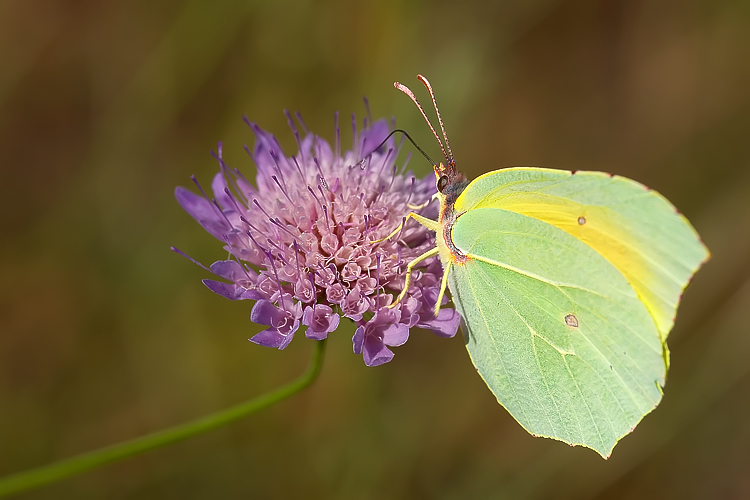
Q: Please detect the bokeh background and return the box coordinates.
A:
[2,0,749,498]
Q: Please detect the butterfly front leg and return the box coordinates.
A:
[370,209,448,313]
[386,246,440,310]
[372,211,441,244]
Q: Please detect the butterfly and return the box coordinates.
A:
[386,75,709,458]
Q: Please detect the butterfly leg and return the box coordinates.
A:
[372,211,440,244]
[407,192,439,210]
[386,247,440,309]
[432,261,452,317]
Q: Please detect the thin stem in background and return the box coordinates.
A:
[0,339,327,497]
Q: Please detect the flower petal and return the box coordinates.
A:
[362,119,390,155]
[249,328,293,349]
[241,289,265,300]
[202,279,246,300]
[382,322,410,347]
[211,172,234,209]
[363,334,394,367]
[418,308,460,338]
[250,299,283,326]
[302,305,340,340]
[352,326,364,355]
[175,187,231,240]
[210,260,255,283]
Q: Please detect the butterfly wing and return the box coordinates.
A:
[453,168,709,343]
[449,207,665,457]
[446,168,707,457]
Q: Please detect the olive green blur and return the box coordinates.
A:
[1,0,748,498]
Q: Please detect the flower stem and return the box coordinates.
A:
[0,339,327,497]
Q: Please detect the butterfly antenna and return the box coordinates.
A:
[394,80,450,165]
[416,74,454,166]
[360,128,436,167]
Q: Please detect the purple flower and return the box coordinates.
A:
[249,295,302,350]
[352,308,410,366]
[302,305,340,340]
[175,110,459,365]
[412,285,461,338]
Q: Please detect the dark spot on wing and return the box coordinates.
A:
[565,314,579,328]
[578,216,586,225]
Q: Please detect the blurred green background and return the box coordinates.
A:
[1,0,749,498]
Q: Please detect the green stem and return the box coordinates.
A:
[0,339,327,497]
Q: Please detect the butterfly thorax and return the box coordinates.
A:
[435,162,470,265]
[434,162,469,223]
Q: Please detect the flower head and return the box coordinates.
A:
[175,110,459,365]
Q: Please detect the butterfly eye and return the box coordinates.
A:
[437,175,449,193]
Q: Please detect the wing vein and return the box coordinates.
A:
[474,269,561,437]
[461,265,540,431]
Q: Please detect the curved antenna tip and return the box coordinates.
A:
[393,76,452,165]
[414,74,452,161]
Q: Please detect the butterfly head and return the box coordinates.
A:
[434,160,466,194]
[434,161,469,210]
